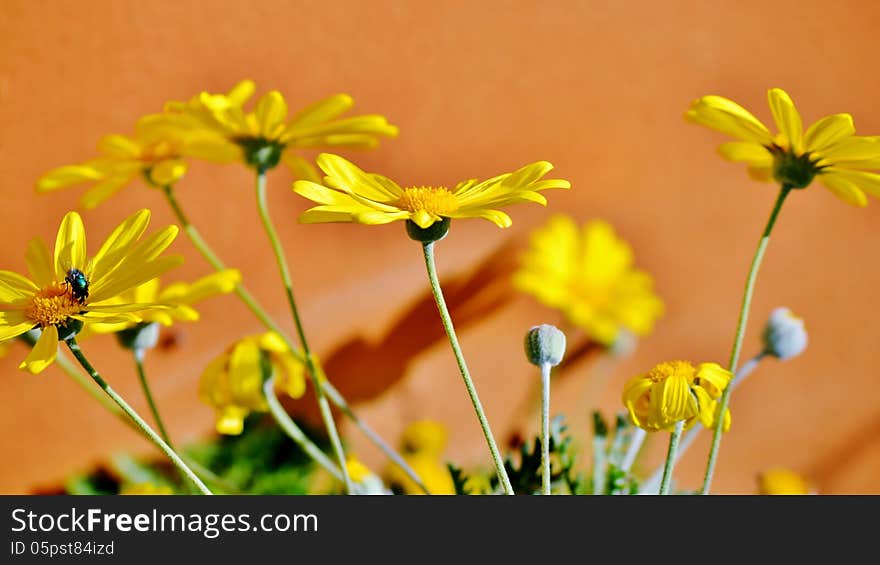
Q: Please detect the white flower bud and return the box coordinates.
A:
[524,324,567,367]
[762,307,807,360]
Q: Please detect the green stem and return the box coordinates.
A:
[421,242,514,495]
[132,348,173,448]
[322,382,431,494]
[160,184,417,487]
[64,337,213,495]
[253,169,352,495]
[700,186,791,495]
[540,362,551,495]
[658,420,685,495]
[263,376,343,482]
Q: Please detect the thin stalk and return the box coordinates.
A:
[161,183,415,486]
[422,241,514,495]
[658,421,685,495]
[540,362,552,495]
[133,348,173,447]
[620,428,646,474]
[253,170,352,494]
[64,337,212,495]
[700,186,790,494]
[263,376,342,481]
[322,382,431,494]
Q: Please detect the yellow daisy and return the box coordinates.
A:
[757,467,813,495]
[293,153,571,229]
[385,421,455,495]
[0,210,182,373]
[622,361,732,432]
[513,215,664,346]
[198,332,306,436]
[86,269,241,334]
[36,118,234,209]
[686,87,880,206]
[159,79,399,174]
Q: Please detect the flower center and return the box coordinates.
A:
[24,283,83,328]
[768,145,821,189]
[399,187,459,216]
[645,360,694,383]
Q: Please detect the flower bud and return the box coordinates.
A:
[116,322,160,351]
[762,307,807,360]
[524,324,566,367]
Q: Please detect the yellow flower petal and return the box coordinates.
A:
[227,79,256,106]
[694,362,732,398]
[25,239,54,289]
[89,209,151,283]
[255,91,288,138]
[0,319,33,342]
[90,255,183,303]
[316,153,403,202]
[54,212,87,279]
[287,93,354,129]
[717,142,773,166]
[767,88,804,153]
[685,95,773,145]
[803,113,854,153]
[36,165,104,192]
[818,173,868,207]
[150,159,188,186]
[822,168,880,197]
[98,134,141,159]
[19,325,58,374]
[282,153,322,183]
[81,175,132,210]
[0,270,39,299]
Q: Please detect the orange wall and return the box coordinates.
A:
[1,0,879,494]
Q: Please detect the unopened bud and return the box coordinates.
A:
[762,307,807,360]
[524,324,566,367]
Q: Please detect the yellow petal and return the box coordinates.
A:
[282,153,322,183]
[694,362,733,398]
[717,142,773,166]
[685,95,773,145]
[19,325,58,374]
[150,159,188,186]
[816,136,880,164]
[0,270,39,300]
[36,165,104,192]
[54,212,87,279]
[316,153,403,202]
[89,209,151,283]
[255,91,288,138]
[98,134,141,159]
[298,209,356,223]
[81,175,132,209]
[767,88,804,153]
[227,79,256,106]
[0,319,33,342]
[821,168,880,197]
[90,255,183,303]
[819,173,869,207]
[287,93,353,129]
[216,406,248,435]
[25,239,54,288]
[452,208,512,228]
[804,114,854,153]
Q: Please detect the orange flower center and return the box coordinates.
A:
[24,283,82,327]
[399,187,459,216]
[645,360,695,383]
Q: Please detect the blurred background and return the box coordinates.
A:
[1,0,878,494]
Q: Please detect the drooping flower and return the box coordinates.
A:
[386,420,455,495]
[198,332,306,436]
[0,210,182,373]
[622,361,732,432]
[292,153,570,229]
[86,269,241,334]
[686,87,880,206]
[158,79,399,174]
[36,118,235,209]
[514,215,664,346]
[757,467,813,495]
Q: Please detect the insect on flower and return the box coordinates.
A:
[64,268,90,304]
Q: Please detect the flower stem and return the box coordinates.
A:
[700,186,791,495]
[64,337,213,495]
[132,348,173,448]
[321,382,431,494]
[658,420,685,495]
[253,169,352,495]
[263,376,343,482]
[421,241,514,495]
[161,183,413,486]
[620,428,646,474]
[540,362,552,495]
